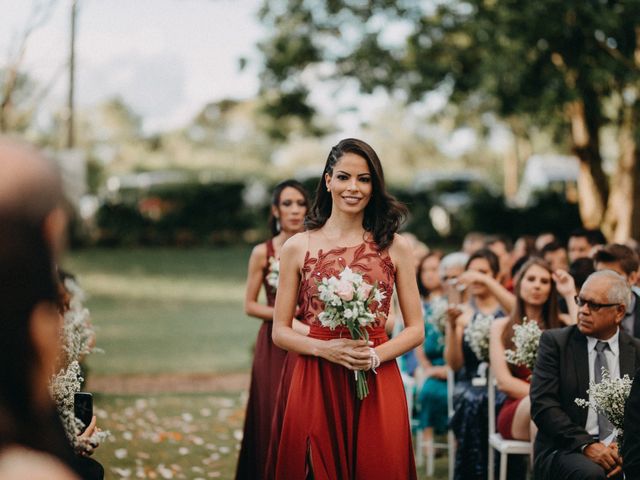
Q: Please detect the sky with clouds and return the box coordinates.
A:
[0,0,265,132]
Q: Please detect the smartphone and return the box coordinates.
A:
[74,392,93,429]
[445,279,462,305]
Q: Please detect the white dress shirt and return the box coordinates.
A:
[585,329,620,436]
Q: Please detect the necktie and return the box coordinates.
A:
[594,341,614,441]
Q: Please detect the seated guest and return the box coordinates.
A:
[531,270,640,479]
[622,367,640,478]
[445,249,514,480]
[485,235,513,287]
[569,257,596,290]
[541,240,570,272]
[414,251,448,450]
[462,232,486,255]
[535,232,557,252]
[568,228,608,263]
[593,244,640,338]
[490,258,572,442]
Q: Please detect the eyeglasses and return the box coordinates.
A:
[574,295,621,312]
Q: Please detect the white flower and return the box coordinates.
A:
[464,314,493,362]
[575,369,633,434]
[505,317,542,371]
[266,256,279,289]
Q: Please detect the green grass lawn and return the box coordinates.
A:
[64,247,260,375]
[63,247,448,479]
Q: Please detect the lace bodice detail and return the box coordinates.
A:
[297,240,396,327]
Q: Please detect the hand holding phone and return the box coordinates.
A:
[74,392,93,431]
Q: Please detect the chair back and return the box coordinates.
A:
[488,367,496,436]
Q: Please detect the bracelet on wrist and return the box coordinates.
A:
[369,348,381,374]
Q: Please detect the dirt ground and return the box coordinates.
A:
[87,372,250,394]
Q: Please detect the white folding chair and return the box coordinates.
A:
[487,368,532,480]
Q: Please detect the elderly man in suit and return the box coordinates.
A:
[593,244,640,339]
[531,270,640,479]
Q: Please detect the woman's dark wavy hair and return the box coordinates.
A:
[305,138,407,250]
[0,219,58,450]
[465,248,500,277]
[501,257,563,355]
[268,179,310,236]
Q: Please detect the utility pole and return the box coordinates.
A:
[67,0,77,148]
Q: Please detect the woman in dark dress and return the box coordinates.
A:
[272,138,424,479]
[444,249,514,480]
[235,180,309,480]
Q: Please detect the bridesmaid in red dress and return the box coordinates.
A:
[235,179,310,480]
[272,138,424,479]
[489,257,576,442]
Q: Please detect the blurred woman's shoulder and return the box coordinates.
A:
[0,447,78,479]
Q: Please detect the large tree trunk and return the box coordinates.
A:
[602,105,639,241]
[567,99,609,229]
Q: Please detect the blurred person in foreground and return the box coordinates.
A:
[593,244,640,339]
[531,270,640,479]
[0,137,103,479]
[0,222,78,479]
[0,137,68,258]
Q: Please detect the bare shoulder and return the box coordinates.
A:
[249,242,268,264]
[388,233,412,263]
[280,232,308,265]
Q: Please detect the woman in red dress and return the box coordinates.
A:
[489,257,577,441]
[235,180,309,480]
[272,138,424,479]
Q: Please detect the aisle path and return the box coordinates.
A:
[87,372,250,394]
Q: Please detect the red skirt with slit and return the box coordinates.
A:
[274,325,417,480]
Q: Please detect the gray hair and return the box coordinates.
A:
[439,252,470,279]
[583,269,631,310]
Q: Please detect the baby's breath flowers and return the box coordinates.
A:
[464,313,494,362]
[427,297,448,334]
[49,275,109,453]
[505,317,542,371]
[575,369,633,441]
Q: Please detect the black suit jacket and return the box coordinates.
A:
[530,325,640,474]
[622,367,640,477]
[631,291,640,338]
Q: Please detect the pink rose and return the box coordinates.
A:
[336,280,355,301]
[358,283,373,299]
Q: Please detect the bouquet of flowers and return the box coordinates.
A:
[317,267,386,399]
[50,276,109,453]
[464,313,493,362]
[575,369,633,443]
[427,296,449,334]
[266,256,279,289]
[505,317,542,371]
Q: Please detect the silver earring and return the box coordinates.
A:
[275,218,280,232]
